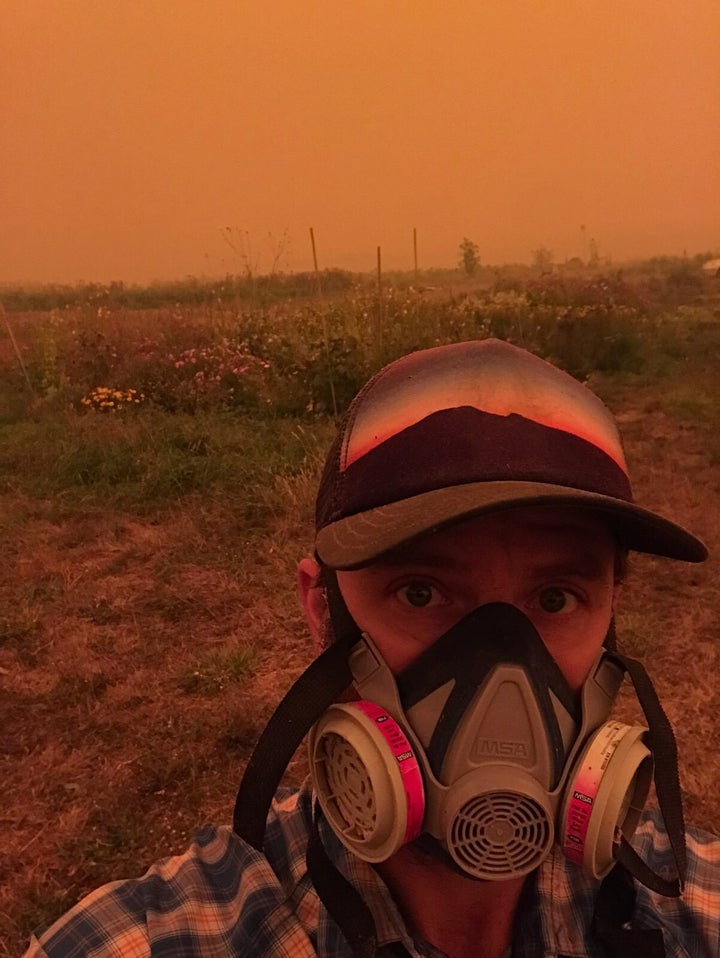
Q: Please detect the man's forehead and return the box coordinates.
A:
[366,507,615,570]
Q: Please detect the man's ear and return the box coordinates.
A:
[297,557,327,654]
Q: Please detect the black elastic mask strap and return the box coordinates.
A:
[233,635,355,848]
[307,802,378,958]
[608,650,687,896]
[322,563,364,646]
[234,562,363,847]
[593,864,667,957]
[603,616,618,653]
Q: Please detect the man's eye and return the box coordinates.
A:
[397,581,440,608]
[537,587,578,614]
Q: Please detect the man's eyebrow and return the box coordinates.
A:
[528,554,609,581]
[375,549,609,580]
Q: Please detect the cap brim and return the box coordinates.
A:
[315,480,708,570]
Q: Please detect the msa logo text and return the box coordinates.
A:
[477,739,529,758]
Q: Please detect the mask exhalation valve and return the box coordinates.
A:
[441,765,555,878]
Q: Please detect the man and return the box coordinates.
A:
[25,339,718,957]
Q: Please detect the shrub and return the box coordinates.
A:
[2,262,715,425]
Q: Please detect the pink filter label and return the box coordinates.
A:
[562,721,626,865]
[353,700,425,842]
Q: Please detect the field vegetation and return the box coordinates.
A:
[1,256,719,954]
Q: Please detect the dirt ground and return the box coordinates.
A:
[2,360,719,955]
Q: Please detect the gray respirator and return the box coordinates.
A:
[234,598,685,903]
[233,597,686,958]
[309,602,653,881]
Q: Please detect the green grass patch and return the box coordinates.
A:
[0,409,331,515]
[177,644,259,696]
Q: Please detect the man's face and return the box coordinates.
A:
[336,507,619,691]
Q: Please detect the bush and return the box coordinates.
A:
[2,264,715,425]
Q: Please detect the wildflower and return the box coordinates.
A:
[80,385,146,412]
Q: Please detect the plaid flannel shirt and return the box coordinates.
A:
[24,781,719,958]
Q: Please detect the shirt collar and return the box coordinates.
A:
[308,782,599,957]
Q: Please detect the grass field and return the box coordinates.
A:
[2,262,719,954]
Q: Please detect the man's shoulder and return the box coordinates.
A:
[634,807,720,874]
[518,811,720,958]
[24,785,318,958]
[633,807,720,867]
[631,810,720,956]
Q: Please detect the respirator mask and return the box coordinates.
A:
[309,602,652,882]
[234,596,685,900]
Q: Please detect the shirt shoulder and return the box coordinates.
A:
[516,811,720,958]
[631,810,720,957]
[24,788,321,958]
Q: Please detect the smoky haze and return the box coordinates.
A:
[2,1,719,284]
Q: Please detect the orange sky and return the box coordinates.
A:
[2,1,719,284]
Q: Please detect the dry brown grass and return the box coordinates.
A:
[2,338,720,955]
[0,484,319,954]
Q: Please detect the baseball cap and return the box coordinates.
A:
[314,339,707,570]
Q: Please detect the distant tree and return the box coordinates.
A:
[459,238,480,276]
[532,247,554,274]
